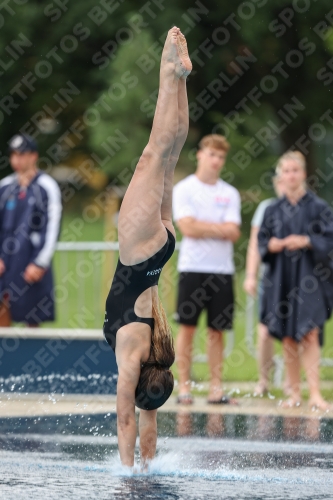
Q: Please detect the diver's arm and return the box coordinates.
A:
[116,356,141,467]
[139,408,158,468]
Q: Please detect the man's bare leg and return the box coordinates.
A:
[281,338,301,408]
[207,328,224,400]
[176,324,196,403]
[254,323,274,395]
[206,329,238,404]
[301,328,331,411]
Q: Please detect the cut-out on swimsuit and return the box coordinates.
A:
[103,227,175,351]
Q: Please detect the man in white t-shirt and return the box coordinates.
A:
[173,134,241,404]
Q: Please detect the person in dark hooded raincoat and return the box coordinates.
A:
[258,151,333,411]
[0,134,62,325]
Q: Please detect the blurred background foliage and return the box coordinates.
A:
[1,0,333,233]
[2,0,333,380]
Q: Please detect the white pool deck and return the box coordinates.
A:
[0,382,332,419]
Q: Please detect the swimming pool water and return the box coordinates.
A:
[1,413,333,499]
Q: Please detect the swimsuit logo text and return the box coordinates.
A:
[146,267,162,276]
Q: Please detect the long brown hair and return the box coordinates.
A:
[135,292,175,410]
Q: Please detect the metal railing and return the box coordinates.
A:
[53,241,122,330]
[11,240,331,384]
[53,241,235,363]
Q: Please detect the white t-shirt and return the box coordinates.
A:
[173,175,241,274]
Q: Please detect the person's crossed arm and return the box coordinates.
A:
[176,217,240,242]
[173,182,241,243]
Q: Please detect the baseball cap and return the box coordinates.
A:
[8,134,38,154]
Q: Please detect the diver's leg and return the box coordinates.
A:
[161,77,189,235]
[118,28,191,264]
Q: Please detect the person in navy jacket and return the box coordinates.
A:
[0,134,62,325]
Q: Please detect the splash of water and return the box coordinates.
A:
[102,450,333,485]
[0,372,118,394]
[104,451,185,477]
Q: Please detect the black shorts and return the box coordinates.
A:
[176,272,234,330]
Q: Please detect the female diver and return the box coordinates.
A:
[103,27,192,467]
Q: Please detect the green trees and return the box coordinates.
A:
[1,0,333,198]
[0,0,138,173]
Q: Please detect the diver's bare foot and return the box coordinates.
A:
[309,396,332,412]
[177,31,192,78]
[161,27,191,79]
[161,27,180,72]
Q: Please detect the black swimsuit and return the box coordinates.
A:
[103,227,175,351]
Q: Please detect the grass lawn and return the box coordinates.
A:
[46,212,333,385]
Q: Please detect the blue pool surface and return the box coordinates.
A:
[1,412,333,499]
